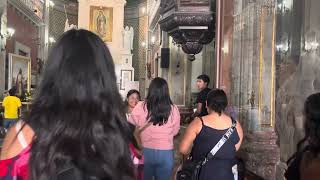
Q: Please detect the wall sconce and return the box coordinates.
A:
[151,36,156,45]
[141,7,146,15]
[305,40,319,52]
[1,27,15,39]
[304,31,319,52]
[277,2,290,14]
[221,40,229,54]
[141,41,146,48]
[7,28,15,37]
[49,37,56,43]
[277,33,289,54]
[49,0,55,7]
[276,43,289,53]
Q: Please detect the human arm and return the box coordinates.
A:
[0,122,34,160]
[235,121,244,151]
[172,106,181,136]
[192,93,204,118]
[2,97,6,107]
[191,103,202,119]
[179,117,202,155]
[17,98,22,118]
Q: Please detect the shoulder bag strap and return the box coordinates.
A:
[202,117,237,165]
[16,121,28,149]
[138,122,152,133]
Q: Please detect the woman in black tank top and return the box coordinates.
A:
[179,89,244,180]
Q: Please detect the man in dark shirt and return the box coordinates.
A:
[193,74,211,117]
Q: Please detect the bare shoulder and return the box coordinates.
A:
[0,122,34,160]
[188,117,203,133]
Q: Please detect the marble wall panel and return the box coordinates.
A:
[0,0,6,95]
[275,1,320,179]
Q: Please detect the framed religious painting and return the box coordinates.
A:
[120,69,133,90]
[8,53,31,97]
[89,6,113,42]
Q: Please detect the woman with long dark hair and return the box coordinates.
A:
[0,29,133,180]
[285,93,320,180]
[128,77,180,180]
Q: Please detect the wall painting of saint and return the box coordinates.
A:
[89,6,113,42]
[8,53,31,99]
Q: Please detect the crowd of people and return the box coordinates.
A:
[0,29,319,180]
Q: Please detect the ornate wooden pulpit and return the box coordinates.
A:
[159,0,215,56]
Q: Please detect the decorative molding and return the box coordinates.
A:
[160,12,213,31]
[14,41,31,57]
[179,0,210,6]
[8,0,44,26]
[52,0,78,16]
[149,0,161,26]
[78,0,126,6]
[160,0,175,15]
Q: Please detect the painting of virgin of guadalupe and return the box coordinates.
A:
[89,6,113,42]
[8,53,31,99]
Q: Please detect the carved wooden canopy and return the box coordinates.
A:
[159,0,215,55]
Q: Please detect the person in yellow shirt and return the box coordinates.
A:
[2,87,22,128]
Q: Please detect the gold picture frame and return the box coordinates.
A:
[89,6,113,42]
[8,53,31,94]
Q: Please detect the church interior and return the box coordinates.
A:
[0,0,320,179]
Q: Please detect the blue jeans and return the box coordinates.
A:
[143,148,174,180]
[3,118,18,129]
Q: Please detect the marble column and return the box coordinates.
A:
[275,0,320,179]
[0,0,6,95]
[227,0,280,179]
[202,40,215,89]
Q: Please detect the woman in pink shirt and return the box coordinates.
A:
[128,77,180,180]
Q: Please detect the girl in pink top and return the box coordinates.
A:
[128,77,180,180]
[125,89,144,180]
